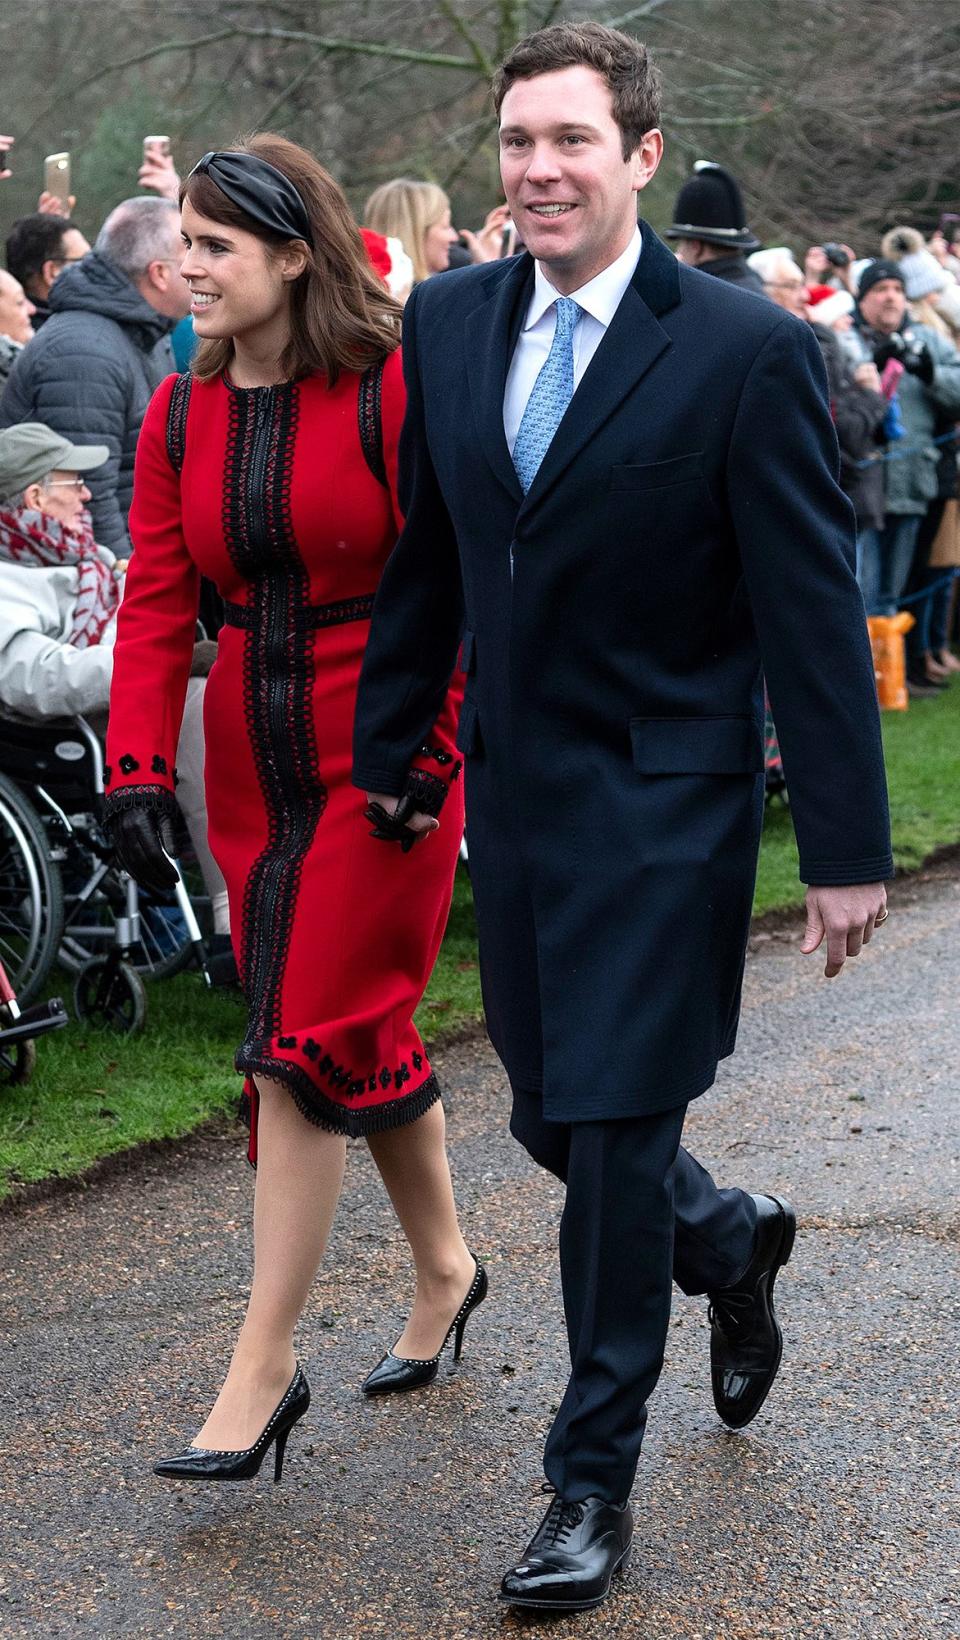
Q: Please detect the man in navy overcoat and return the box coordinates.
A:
[354,20,891,1613]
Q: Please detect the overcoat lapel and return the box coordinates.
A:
[521,225,683,511]
[463,255,534,504]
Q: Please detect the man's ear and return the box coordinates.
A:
[23,480,45,510]
[40,257,62,291]
[631,129,664,194]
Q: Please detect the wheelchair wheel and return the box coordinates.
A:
[57,838,211,983]
[73,957,147,1034]
[0,772,64,1006]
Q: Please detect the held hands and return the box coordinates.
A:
[801,883,887,978]
[364,791,439,853]
[107,807,179,896]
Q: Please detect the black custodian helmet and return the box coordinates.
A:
[665,161,761,252]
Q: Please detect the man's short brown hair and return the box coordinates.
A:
[492,20,661,160]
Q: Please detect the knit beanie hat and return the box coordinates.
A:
[880,226,950,300]
[857,259,905,300]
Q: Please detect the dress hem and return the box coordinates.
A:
[237,1054,442,1141]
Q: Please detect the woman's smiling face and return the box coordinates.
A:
[179,197,301,341]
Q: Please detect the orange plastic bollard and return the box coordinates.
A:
[866,612,915,711]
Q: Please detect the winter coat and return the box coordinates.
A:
[701,252,766,296]
[0,549,118,720]
[0,253,176,553]
[811,323,887,529]
[0,334,24,388]
[841,318,960,515]
[354,231,891,1122]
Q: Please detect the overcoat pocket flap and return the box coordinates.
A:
[610,452,704,491]
[455,696,481,756]
[459,629,476,674]
[630,715,764,774]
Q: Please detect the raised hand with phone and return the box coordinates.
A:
[138,136,181,202]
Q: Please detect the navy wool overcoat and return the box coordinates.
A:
[354,225,893,1122]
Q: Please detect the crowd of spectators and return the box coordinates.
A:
[0,132,956,854]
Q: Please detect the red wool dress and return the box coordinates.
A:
[104,352,464,1156]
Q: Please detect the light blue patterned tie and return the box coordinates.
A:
[512,296,583,494]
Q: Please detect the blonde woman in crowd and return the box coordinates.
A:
[364,178,509,290]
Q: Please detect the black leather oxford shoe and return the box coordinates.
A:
[709,1192,796,1429]
[500,1490,633,1612]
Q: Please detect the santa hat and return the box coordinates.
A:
[810,289,855,328]
[360,228,414,299]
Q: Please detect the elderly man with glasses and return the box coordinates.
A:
[0,198,191,555]
[748,247,810,319]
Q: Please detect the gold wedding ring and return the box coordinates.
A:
[874,908,889,925]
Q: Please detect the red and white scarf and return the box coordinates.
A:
[0,505,118,648]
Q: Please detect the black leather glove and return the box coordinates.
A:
[104,793,179,894]
[871,336,901,372]
[903,342,935,384]
[364,793,425,853]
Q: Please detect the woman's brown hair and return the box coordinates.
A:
[180,132,401,385]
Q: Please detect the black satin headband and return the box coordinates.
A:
[188,151,314,247]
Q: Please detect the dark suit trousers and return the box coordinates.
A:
[510,1087,757,1505]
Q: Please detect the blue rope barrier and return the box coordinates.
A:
[894,566,960,608]
[854,428,959,469]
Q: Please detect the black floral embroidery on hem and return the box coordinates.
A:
[118,754,140,775]
[151,754,168,776]
[239,1063,441,1147]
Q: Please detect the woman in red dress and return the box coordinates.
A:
[104,136,484,1483]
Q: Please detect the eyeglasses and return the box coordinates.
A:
[45,477,88,492]
[764,279,806,293]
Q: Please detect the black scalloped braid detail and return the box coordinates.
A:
[403,768,449,818]
[238,1059,441,1140]
[221,380,330,1055]
[358,360,387,489]
[102,784,179,822]
[165,372,193,475]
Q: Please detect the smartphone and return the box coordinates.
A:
[43,151,70,209]
[143,135,171,162]
[499,220,517,258]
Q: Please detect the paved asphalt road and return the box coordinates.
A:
[0,864,957,1640]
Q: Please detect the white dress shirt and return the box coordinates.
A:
[503,226,643,455]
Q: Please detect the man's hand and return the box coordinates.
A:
[801,883,887,977]
[365,791,439,849]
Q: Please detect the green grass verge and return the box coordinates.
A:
[2,682,957,1199]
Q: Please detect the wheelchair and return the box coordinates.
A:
[0,714,215,1032]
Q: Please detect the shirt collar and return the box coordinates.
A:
[524,225,643,332]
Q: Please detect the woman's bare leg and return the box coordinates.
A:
[366,1101,476,1359]
[194,1077,346,1450]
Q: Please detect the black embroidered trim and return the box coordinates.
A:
[165,372,193,475]
[237,1060,441,1141]
[222,594,375,631]
[102,784,178,821]
[118,753,140,775]
[222,381,328,1049]
[403,768,449,817]
[358,360,387,489]
[151,754,168,775]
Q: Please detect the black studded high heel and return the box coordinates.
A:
[362,1257,488,1395]
[153,1365,310,1483]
